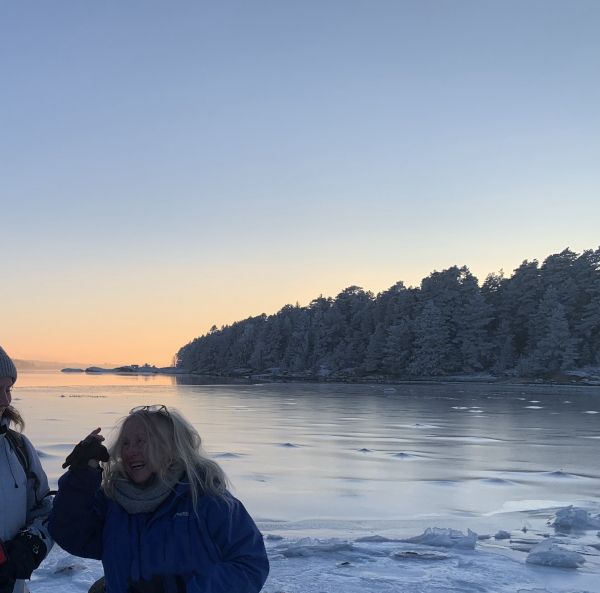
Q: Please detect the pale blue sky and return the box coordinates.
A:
[2,1,599,365]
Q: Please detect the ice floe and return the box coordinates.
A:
[552,506,600,532]
[526,539,585,569]
[401,527,478,549]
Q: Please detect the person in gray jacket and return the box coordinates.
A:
[0,346,53,593]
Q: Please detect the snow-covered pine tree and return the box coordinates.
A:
[527,288,578,374]
[382,318,413,375]
[409,300,450,376]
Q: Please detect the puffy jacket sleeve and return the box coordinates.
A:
[48,467,107,560]
[187,495,269,593]
[23,436,54,559]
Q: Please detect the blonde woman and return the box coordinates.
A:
[49,405,269,593]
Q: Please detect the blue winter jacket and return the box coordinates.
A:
[49,468,269,593]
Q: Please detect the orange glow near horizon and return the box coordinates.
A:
[4,241,593,367]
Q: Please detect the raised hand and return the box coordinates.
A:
[62,428,110,471]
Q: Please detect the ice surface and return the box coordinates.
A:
[28,518,600,593]
[392,550,451,560]
[355,535,395,542]
[278,537,355,557]
[19,376,600,593]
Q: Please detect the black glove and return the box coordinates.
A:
[126,574,186,593]
[62,435,109,471]
[0,529,48,592]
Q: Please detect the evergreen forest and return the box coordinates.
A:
[175,248,600,378]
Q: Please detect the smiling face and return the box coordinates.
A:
[0,376,13,420]
[121,418,154,485]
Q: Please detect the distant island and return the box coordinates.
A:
[61,364,186,375]
[174,247,600,385]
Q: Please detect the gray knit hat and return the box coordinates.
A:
[0,346,17,383]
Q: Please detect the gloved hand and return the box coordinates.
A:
[62,434,109,471]
[126,574,186,593]
[0,529,48,592]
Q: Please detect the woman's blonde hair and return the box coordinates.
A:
[4,406,25,432]
[102,406,229,507]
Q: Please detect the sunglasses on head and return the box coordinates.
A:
[130,405,169,416]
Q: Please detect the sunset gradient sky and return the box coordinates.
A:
[2,1,599,366]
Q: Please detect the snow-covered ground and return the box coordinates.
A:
[30,509,600,593]
[16,373,600,592]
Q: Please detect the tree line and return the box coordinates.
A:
[175,248,600,378]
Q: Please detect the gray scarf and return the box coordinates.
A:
[112,470,184,514]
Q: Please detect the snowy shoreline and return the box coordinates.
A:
[60,366,600,389]
[30,505,600,593]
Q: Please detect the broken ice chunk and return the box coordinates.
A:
[401,527,477,550]
[552,506,600,531]
[526,539,585,568]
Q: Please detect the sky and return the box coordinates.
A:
[1,1,599,366]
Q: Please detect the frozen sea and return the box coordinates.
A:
[14,372,600,592]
